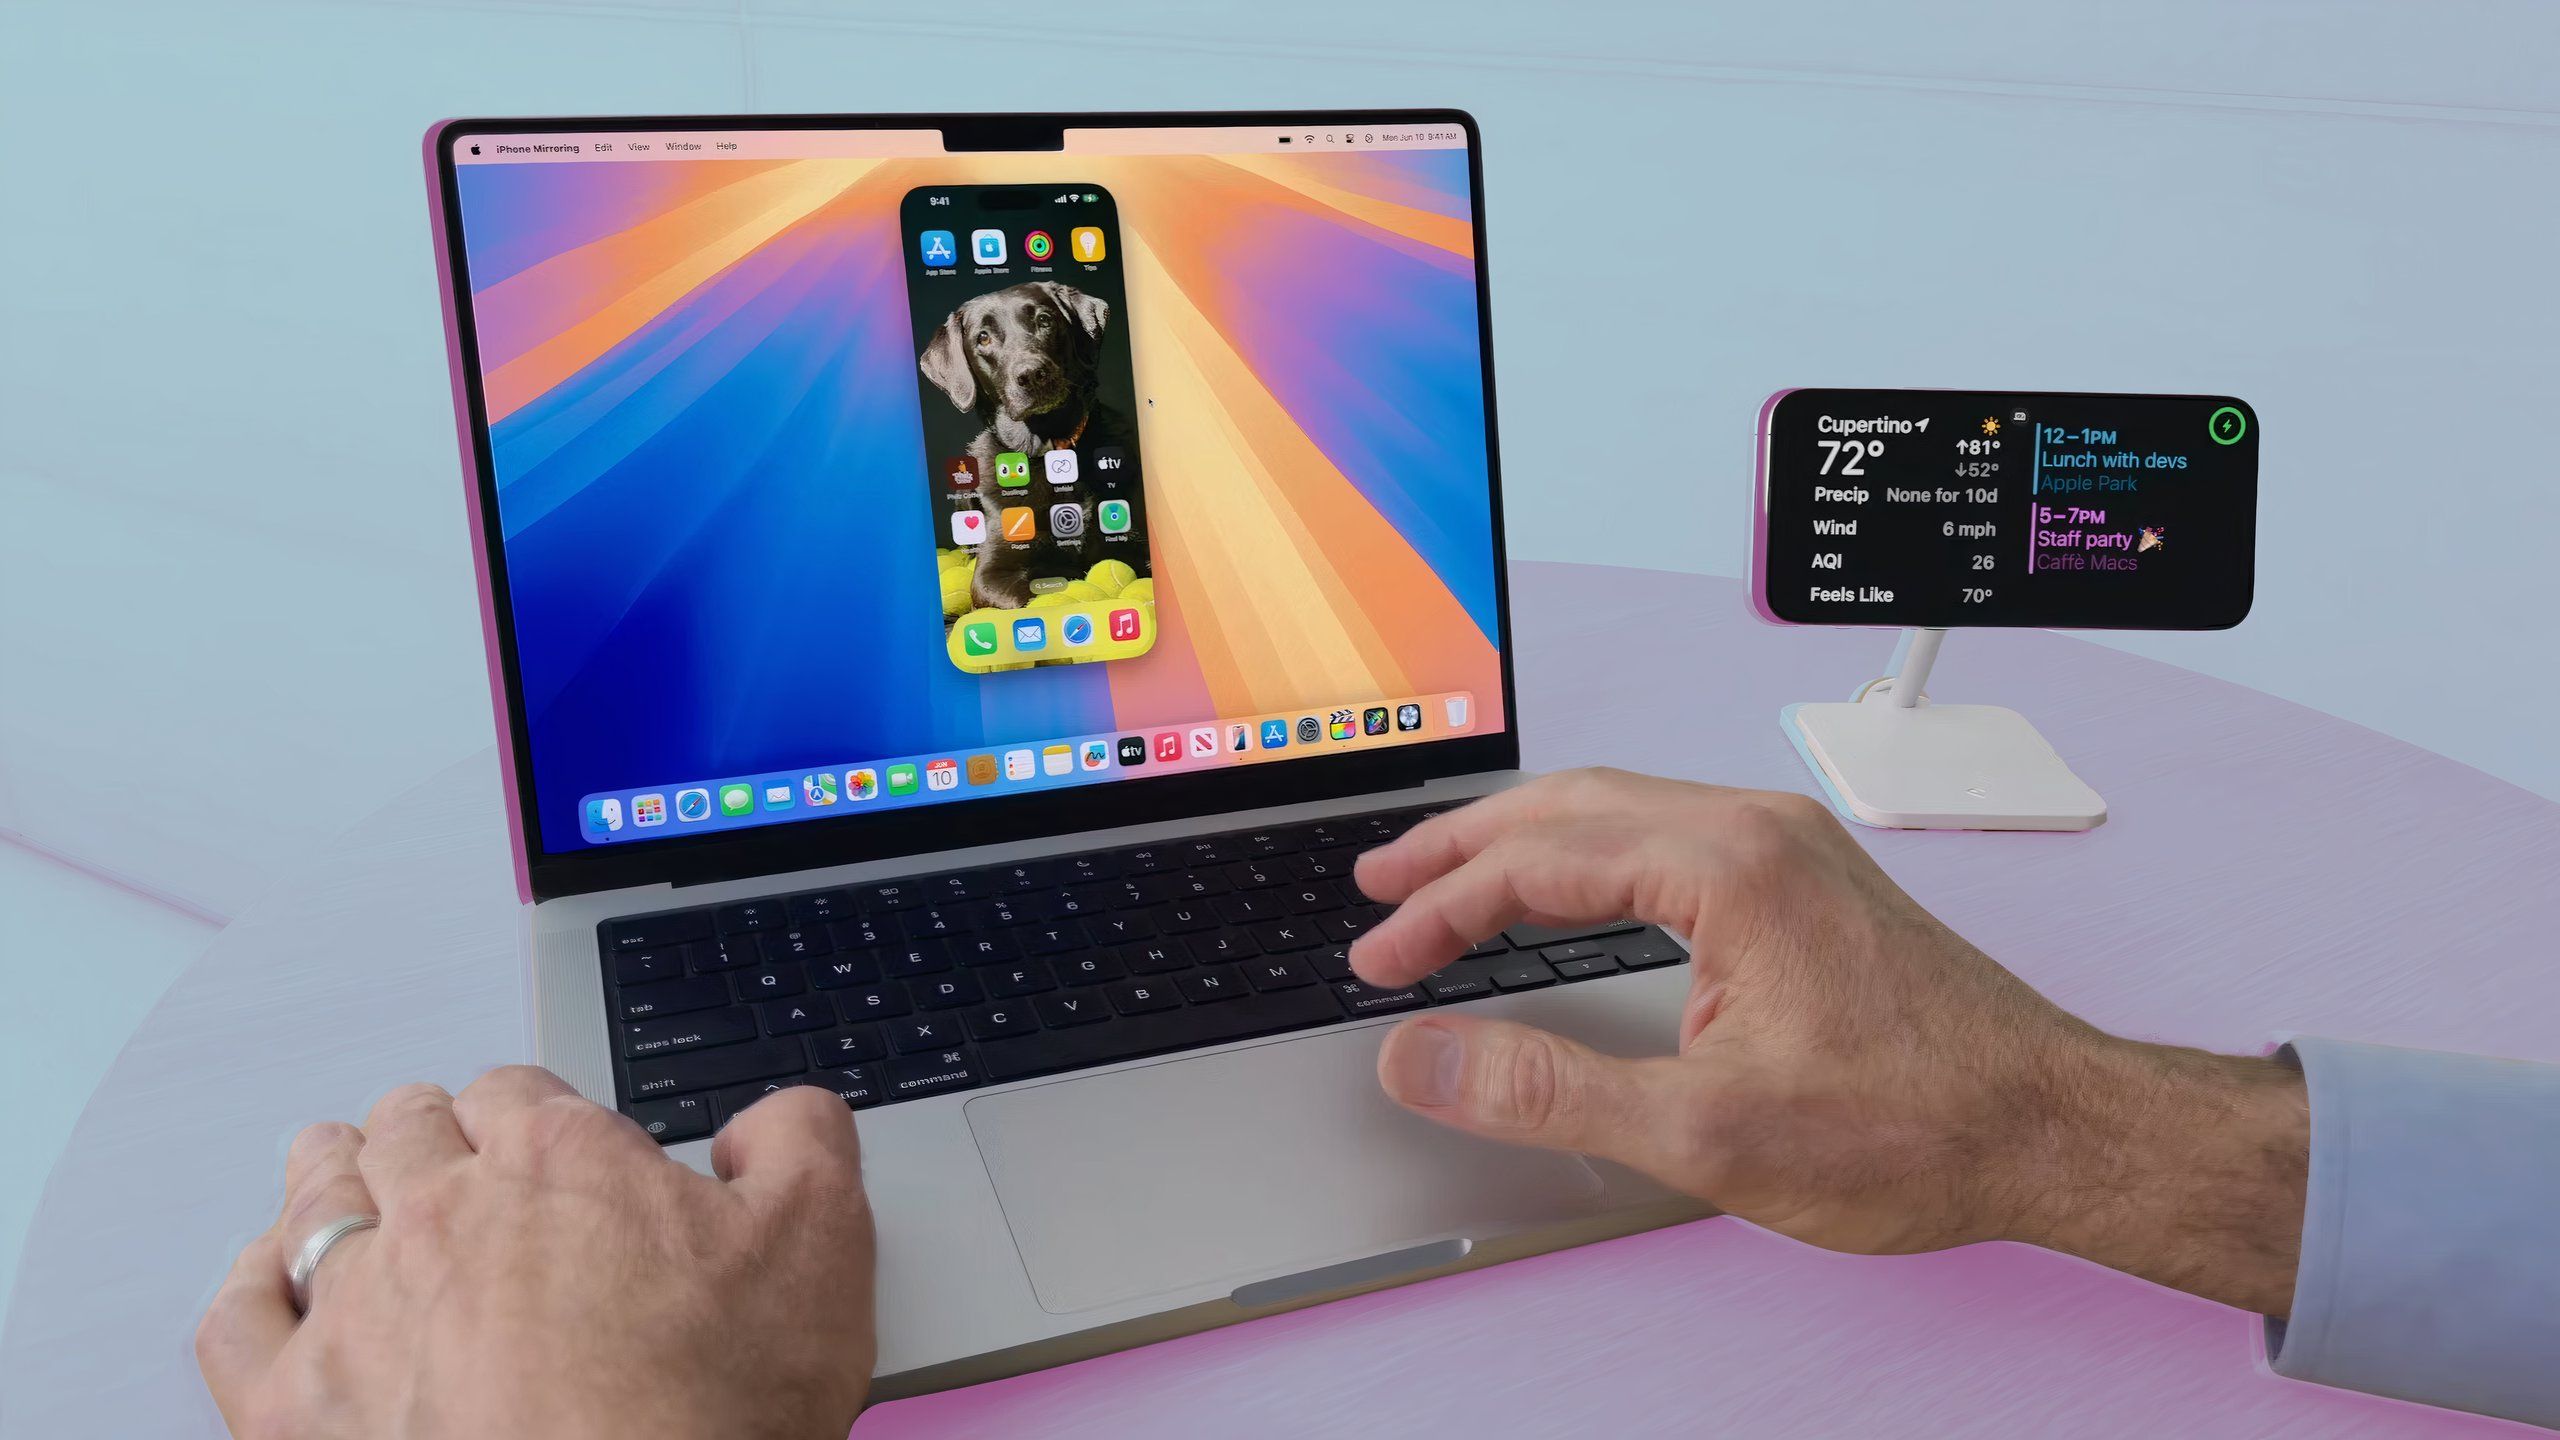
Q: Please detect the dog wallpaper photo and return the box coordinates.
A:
[455,144,1505,850]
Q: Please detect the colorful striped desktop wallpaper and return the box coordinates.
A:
[455,145,1506,852]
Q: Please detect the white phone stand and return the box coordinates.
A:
[1780,628,2106,832]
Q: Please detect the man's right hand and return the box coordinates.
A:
[1349,769,2309,1314]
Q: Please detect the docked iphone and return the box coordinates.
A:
[902,183,1155,673]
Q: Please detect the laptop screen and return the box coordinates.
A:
[438,117,1506,862]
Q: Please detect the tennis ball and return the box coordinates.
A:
[1027,592,1071,610]
[1085,559,1136,595]
[939,547,968,571]
[939,567,970,616]
[1056,580,1105,602]
[1119,577,1154,604]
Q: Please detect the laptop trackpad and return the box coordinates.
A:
[964,1024,1612,1315]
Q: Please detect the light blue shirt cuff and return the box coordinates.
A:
[2268,1036,2560,1428]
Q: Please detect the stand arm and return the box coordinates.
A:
[1891,628,1945,709]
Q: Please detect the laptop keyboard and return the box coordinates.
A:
[596,803,1688,1145]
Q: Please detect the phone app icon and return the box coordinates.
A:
[1396,703,1422,732]
[994,452,1031,489]
[1048,504,1084,539]
[1363,706,1390,736]
[1152,731,1181,763]
[943,455,979,491]
[1000,506,1037,542]
[887,764,919,796]
[1023,229,1055,262]
[762,783,795,811]
[1228,724,1250,752]
[1003,749,1035,781]
[718,783,753,817]
[925,758,959,791]
[949,509,985,546]
[962,621,998,657]
[1070,226,1106,263]
[1092,446,1129,480]
[584,797,623,833]
[966,755,997,786]
[674,788,711,822]
[971,228,1006,266]
[1444,696,1471,729]
[1080,740,1111,771]
[1042,744,1073,776]
[803,772,839,806]
[1117,735,1147,766]
[918,229,956,267]
[1096,498,1132,535]
[1061,613,1094,646]
[1012,617,1046,652]
[1260,719,1289,749]
[1044,449,1078,485]
[847,768,879,801]
[1295,716,1320,743]
[1329,709,1356,741]
[632,793,665,827]
[1108,607,1141,642]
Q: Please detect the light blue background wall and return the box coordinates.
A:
[2,0,2555,1306]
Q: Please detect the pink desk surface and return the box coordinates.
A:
[8,565,2558,1439]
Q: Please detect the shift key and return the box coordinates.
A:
[626,1038,803,1099]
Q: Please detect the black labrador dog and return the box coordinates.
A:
[919,280,1140,610]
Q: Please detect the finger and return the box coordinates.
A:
[275,1122,379,1312]
[1376,1014,1703,1182]
[1350,823,1644,988]
[709,1084,865,1201]
[358,1082,470,1200]
[450,1064,578,1151]
[1352,780,1567,903]
[197,1232,295,1425]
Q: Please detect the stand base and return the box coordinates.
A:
[1782,700,2107,832]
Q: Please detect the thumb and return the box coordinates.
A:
[1376,1015,1698,1178]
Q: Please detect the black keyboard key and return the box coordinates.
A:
[622,1009,757,1060]
[1288,849,1356,883]
[1421,960,1501,1003]
[1180,837,1237,866]
[977,985,1345,1083]
[834,983,912,1023]
[733,965,807,1002]
[1178,966,1249,1005]
[1214,893,1282,925]
[1185,931,1259,965]
[966,1003,1040,1041]
[1108,978,1183,1015]
[1491,960,1558,992]
[716,901,783,934]
[606,911,711,952]
[884,1047,982,1100]
[1308,945,1355,981]
[830,915,894,950]
[983,963,1057,998]
[1040,853,1119,885]
[1121,941,1189,975]
[980,893,1050,927]
[950,932,1019,967]
[617,975,729,1021]
[810,953,883,990]
[691,935,764,972]
[913,972,984,1010]
[1251,920,1319,953]
[1502,919,1642,949]
[865,881,926,911]
[787,890,854,925]
[809,1026,887,1067]
[1236,829,1300,858]
[1551,953,1621,981]
[880,942,952,979]
[1464,935,1513,958]
[1082,913,1155,946]
[712,1079,804,1125]
[1244,956,1317,992]
[987,862,1046,893]
[613,947,686,986]
[1122,845,1175,875]
[1053,885,1113,918]
[626,1094,713,1143]
[1539,941,1608,965]
[814,1066,885,1109]
[1154,902,1218,935]
[1162,870,1231,900]
[891,1014,964,1053]
[1320,909,1384,943]
[1052,952,1126,987]
[928,871,985,903]
[761,998,834,1035]
[1280,884,1342,915]
[762,927,832,961]
[1332,980,1428,1017]
[1226,858,1288,890]
[627,1038,802,1099]
[1021,922,1083,955]
[900,906,967,940]
[1035,988,1111,1028]
[1614,932,1688,969]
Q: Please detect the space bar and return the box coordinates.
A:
[976,987,1347,1083]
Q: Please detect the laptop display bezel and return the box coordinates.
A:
[427,109,1520,902]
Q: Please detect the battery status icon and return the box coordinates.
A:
[1082,193,1097,202]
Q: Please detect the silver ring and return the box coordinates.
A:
[287,1214,378,1314]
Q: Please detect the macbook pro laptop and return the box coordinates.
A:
[425,109,1704,1396]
